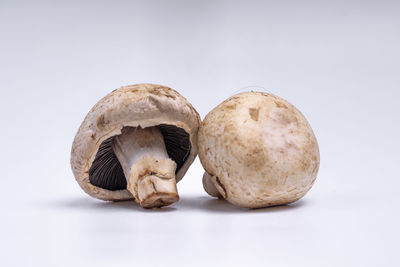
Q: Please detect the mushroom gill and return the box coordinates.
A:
[88,137,126,190]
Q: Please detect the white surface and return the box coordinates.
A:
[1,1,399,266]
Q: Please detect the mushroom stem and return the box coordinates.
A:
[112,126,178,208]
[202,172,225,199]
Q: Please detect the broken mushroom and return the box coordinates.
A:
[198,91,319,208]
[71,84,200,208]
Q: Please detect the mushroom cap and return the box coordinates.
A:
[71,84,201,201]
[198,92,320,208]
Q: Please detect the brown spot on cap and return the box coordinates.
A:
[149,87,176,99]
[275,101,288,109]
[249,107,260,121]
[96,114,106,129]
[225,103,237,110]
[274,112,291,126]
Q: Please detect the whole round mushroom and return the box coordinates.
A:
[198,91,320,208]
[71,84,201,208]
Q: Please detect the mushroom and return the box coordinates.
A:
[198,91,320,208]
[71,84,201,208]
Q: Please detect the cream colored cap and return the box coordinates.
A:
[198,92,319,208]
[71,84,201,201]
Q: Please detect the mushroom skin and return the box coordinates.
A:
[198,92,320,208]
[71,84,200,208]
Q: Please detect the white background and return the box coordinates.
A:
[1,0,399,266]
